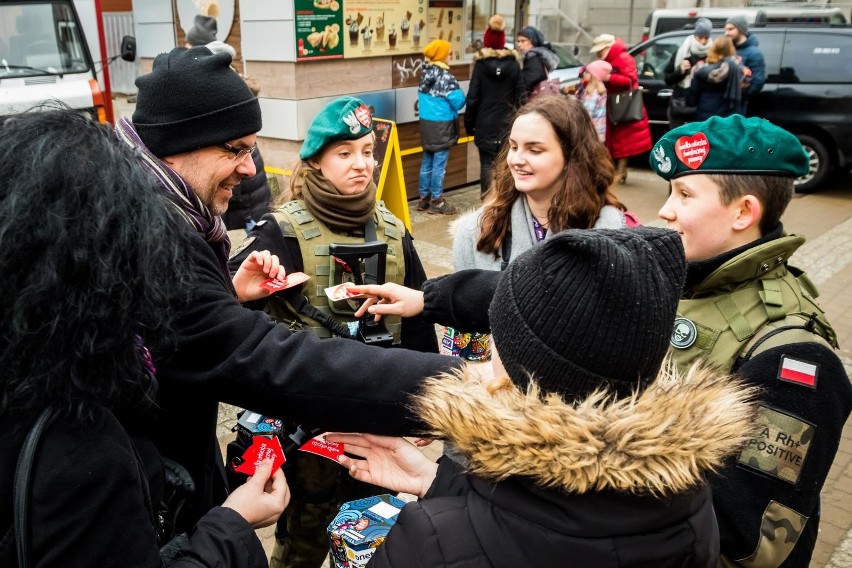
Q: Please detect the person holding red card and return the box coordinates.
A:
[228,96,438,568]
[0,110,289,568]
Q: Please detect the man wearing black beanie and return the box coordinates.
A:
[112,46,463,537]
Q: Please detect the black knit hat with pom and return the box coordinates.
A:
[489,227,686,400]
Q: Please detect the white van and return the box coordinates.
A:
[0,0,134,123]
[641,6,847,42]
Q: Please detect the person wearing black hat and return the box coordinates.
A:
[724,14,765,95]
[113,46,463,538]
[329,227,758,567]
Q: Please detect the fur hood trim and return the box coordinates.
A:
[474,48,520,62]
[414,359,758,496]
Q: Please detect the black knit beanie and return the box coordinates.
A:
[489,227,686,400]
[133,46,261,158]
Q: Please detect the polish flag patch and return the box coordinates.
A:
[778,356,819,388]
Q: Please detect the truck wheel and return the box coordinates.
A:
[795,135,832,194]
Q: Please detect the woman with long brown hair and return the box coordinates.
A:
[453,95,631,271]
[687,35,745,121]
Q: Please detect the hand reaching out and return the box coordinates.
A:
[232,250,286,303]
[222,459,290,529]
[348,283,425,319]
[325,433,439,498]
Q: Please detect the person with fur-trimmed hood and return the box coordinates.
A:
[329,227,758,567]
[465,14,524,199]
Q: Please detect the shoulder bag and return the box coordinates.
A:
[607,80,644,124]
[528,57,561,101]
[14,408,55,568]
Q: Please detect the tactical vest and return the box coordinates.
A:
[670,235,837,374]
[267,199,406,343]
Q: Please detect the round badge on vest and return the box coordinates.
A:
[671,317,698,349]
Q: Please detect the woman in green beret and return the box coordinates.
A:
[228,96,437,568]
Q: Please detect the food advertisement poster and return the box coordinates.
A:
[425,0,463,61]
[343,0,425,58]
[295,0,345,60]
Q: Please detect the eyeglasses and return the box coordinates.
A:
[222,142,257,162]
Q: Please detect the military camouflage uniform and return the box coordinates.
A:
[229,201,438,568]
[670,227,852,567]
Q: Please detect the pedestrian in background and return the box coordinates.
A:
[0,109,288,568]
[515,26,559,98]
[687,36,744,121]
[590,33,652,185]
[418,39,466,215]
[663,17,712,128]
[464,14,524,199]
[725,15,766,96]
[330,227,758,568]
[575,60,612,143]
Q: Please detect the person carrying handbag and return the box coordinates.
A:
[663,18,712,128]
[591,33,652,185]
[516,26,560,101]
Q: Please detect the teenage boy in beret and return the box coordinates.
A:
[651,114,851,567]
[114,46,462,534]
[351,114,852,567]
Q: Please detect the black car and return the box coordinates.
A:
[630,26,852,192]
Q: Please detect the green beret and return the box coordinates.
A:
[649,115,808,181]
[300,97,374,160]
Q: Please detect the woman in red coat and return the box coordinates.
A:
[590,34,652,184]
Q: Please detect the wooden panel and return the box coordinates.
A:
[246,61,297,100]
[294,57,392,99]
[101,0,132,12]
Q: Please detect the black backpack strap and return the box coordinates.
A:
[500,232,512,271]
[14,408,56,568]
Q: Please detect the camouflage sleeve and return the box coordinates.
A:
[713,341,852,567]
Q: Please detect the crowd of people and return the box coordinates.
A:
[0,11,849,568]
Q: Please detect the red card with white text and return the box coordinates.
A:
[261,272,310,292]
[299,434,345,463]
[234,435,286,475]
[675,133,710,170]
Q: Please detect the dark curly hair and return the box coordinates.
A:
[0,109,191,420]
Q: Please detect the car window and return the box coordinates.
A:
[634,35,684,81]
[550,44,582,69]
[779,32,852,83]
[751,31,784,82]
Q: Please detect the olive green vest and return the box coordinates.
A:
[670,235,837,374]
[266,199,406,343]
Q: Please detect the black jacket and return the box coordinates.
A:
[142,227,460,531]
[464,49,524,147]
[367,366,757,567]
[0,406,267,567]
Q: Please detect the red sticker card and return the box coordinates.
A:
[261,272,310,292]
[675,133,710,170]
[299,433,345,463]
[234,435,286,476]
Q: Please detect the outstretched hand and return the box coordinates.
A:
[222,459,290,529]
[348,283,425,319]
[232,250,286,303]
[325,433,438,498]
